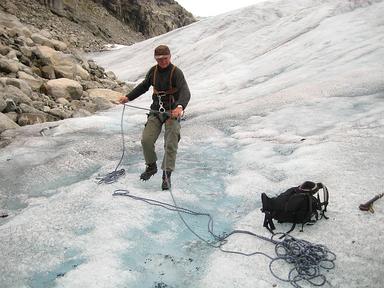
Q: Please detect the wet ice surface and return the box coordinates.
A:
[1,0,384,287]
[0,113,239,288]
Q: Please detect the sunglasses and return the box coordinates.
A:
[155,55,170,60]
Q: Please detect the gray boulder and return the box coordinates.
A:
[80,80,103,90]
[17,112,57,126]
[31,33,55,49]
[87,88,123,104]
[70,99,97,113]
[0,97,6,112]
[0,57,19,74]
[0,44,10,56]
[0,11,32,38]
[6,50,18,61]
[33,45,90,80]
[17,71,44,91]
[91,97,114,111]
[0,77,32,97]
[56,97,70,106]
[19,103,42,113]
[72,108,92,118]
[0,112,19,133]
[31,100,45,110]
[4,112,18,123]
[105,71,117,80]
[51,39,68,51]
[99,78,118,89]
[19,45,33,58]
[40,65,56,79]
[45,78,83,101]
[1,85,32,106]
[48,108,72,119]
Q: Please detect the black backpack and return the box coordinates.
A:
[261,181,329,234]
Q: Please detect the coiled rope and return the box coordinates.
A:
[270,234,336,287]
[96,104,169,184]
[113,189,336,287]
[109,104,336,287]
[96,105,127,184]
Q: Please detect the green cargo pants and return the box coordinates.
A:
[141,114,181,171]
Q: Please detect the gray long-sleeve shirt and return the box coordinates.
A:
[126,63,191,111]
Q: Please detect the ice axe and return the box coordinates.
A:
[359,193,384,213]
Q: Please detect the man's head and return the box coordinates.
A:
[154,45,171,69]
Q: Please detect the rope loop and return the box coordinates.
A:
[105,103,336,287]
[96,169,125,184]
[269,235,336,287]
[96,105,127,184]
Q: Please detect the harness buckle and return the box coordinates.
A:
[157,91,167,98]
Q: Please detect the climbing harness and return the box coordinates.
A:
[152,64,177,96]
[152,65,178,122]
[101,83,335,287]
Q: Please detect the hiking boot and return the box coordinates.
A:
[162,171,172,190]
[140,163,157,181]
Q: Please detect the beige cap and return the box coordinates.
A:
[154,45,171,57]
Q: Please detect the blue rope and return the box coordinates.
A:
[107,104,336,287]
[96,104,170,184]
[113,190,336,287]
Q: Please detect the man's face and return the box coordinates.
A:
[155,55,171,69]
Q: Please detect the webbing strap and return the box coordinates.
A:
[153,65,157,89]
[263,211,276,232]
[320,184,329,219]
[316,183,329,211]
[322,184,329,211]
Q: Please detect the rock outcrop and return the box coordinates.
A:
[98,0,196,37]
[0,0,195,51]
[0,10,133,145]
[0,0,196,147]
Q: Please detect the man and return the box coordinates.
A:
[119,45,191,190]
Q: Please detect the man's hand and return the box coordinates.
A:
[171,106,183,118]
[118,95,129,104]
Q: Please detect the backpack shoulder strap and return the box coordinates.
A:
[317,183,329,219]
[261,193,276,233]
[318,183,329,210]
[263,211,276,233]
